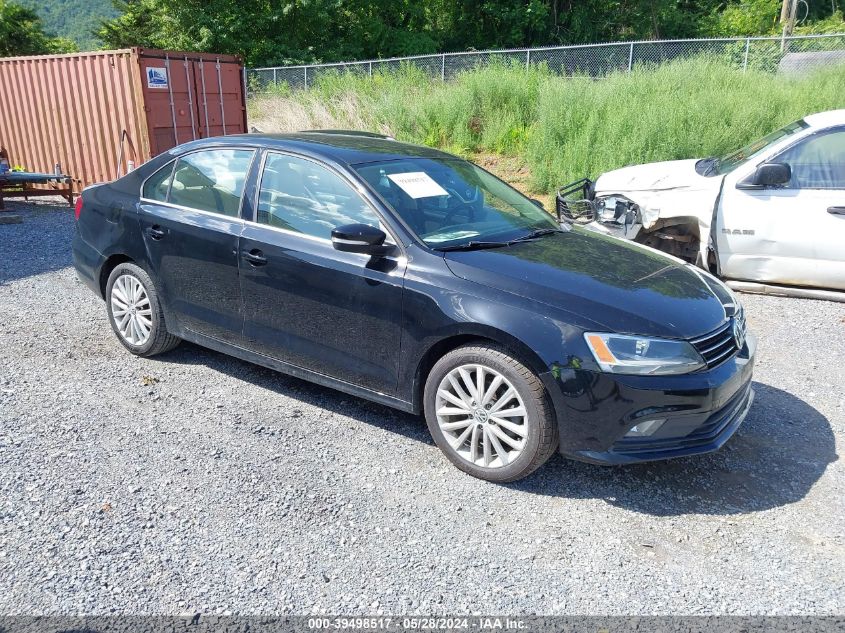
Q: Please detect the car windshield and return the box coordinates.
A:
[710,119,809,175]
[353,157,558,248]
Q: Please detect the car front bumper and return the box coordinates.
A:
[540,332,757,465]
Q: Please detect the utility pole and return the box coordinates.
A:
[780,0,799,52]
[787,0,799,31]
[780,0,791,24]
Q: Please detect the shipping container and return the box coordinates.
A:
[0,48,247,193]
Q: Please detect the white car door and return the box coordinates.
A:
[717,126,845,290]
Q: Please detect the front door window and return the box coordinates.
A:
[776,129,845,189]
[257,152,380,238]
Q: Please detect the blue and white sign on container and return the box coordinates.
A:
[146,67,168,89]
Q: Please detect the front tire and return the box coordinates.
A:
[424,344,558,483]
[105,262,180,357]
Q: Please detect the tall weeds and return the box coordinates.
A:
[248,58,845,193]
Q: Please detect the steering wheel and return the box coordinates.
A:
[441,187,479,226]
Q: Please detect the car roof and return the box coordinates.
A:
[803,109,845,128]
[177,131,457,166]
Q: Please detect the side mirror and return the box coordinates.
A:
[530,198,545,210]
[331,223,390,255]
[739,162,791,189]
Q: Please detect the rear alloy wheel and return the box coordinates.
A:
[424,344,558,482]
[111,274,153,346]
[105,262,180,357]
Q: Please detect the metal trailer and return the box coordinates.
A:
[0,171,73,210]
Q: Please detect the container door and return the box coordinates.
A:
[139,56,200,156]
[192,59,247,140]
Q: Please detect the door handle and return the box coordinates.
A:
[147,225,166,240]
[827,206,845,216]
[243,249,268,266]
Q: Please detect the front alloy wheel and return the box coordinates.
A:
[435,364,528,468]
[424,344,558,482]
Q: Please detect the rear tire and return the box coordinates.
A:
[105,262,180,357]
[424,344,558,483]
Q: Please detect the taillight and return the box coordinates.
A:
[74,195,83,220]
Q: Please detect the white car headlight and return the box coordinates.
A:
[584,332,705,375]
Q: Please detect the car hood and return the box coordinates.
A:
[443,228,728,339]
[594,158,716,193]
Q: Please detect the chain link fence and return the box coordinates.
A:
[247,33,845,93]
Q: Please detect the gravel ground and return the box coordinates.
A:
[1,199,843,616]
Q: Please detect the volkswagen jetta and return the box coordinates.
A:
[72,132,756,482]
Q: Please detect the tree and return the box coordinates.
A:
[17,0,118,50]
[97,0,338,65]
[94,0,842,67]
[705,0,782,35]
[0,0,76,56]
[97,0,445,66]
[705,0,844,36]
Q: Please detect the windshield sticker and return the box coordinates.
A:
[425,230,480,243]
[387,172,448,199]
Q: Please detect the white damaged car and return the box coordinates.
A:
[562,110,845,301]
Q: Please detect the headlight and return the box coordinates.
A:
[584,332,705,375]
[595,196,638,225]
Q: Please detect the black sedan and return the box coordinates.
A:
[72,132,756,482]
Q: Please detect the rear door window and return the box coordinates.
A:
[168,149,254,216]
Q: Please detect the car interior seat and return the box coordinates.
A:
[170,164,233,215]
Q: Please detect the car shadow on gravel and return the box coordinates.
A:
[153,344,837,516]
[160,342,435,445]
[511,381,838,516]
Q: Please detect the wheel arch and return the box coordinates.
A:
[635,216,703,264]
[98,254,135,299]
[411,325,551,414]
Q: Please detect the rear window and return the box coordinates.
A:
[142,161,174,201]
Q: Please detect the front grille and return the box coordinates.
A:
[612,383,752,455]
[690,319,740,368]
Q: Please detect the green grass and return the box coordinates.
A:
[249,58,845,193]
[527,59,845,191]
[299,60,547,155]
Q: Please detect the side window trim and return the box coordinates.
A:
[233,149,259,218]
[768,125,845,190]
[253,149,400,247]
[140,146,257,218]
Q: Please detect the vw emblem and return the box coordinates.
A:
[732,318,745,349]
